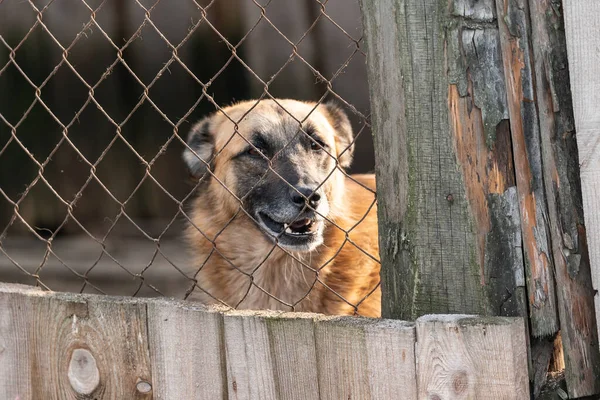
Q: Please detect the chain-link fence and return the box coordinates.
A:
[0,0,379,316]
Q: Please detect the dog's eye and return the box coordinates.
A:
[247,146,264,157]
[310,138,327,151]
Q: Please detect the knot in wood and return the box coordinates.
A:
[452,370,469,394]
[68,348,100,395]
[136,380,152,393]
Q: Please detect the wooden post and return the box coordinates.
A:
[360,0,600,396]
[359,0,529,320]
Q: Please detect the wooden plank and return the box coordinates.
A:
[528,0,600,396]
[24,291,152,398]
[264,312,320,400]
[358,0,410,319]
[314,317,417,400]
[416,315,530,400]
[315,318,372,399]
[563,0,600,379]
[359,0,528,321]
[222,310,278,400]
[364,319,417,399]
[0,284,40,400]
[495,0,559,337]
[147,299,228,400]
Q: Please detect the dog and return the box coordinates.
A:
[182,99,380,317]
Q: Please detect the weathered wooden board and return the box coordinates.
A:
[315,318,372,399]
[563,2,600,274]
[361,0,600,396]
[265,312,321,400]
[358,0,411,318]
[495,0,559,338]
[0,283,532,399]
[364,319,417,399]
[147,299,228,399]
[359,0,527,322]
[416,315,530,400]
[563,4,600,397]
[314,317,417,400]
[0,283,39,400]
[222,310,280,400]
[0,283,153,399]
[529,0,600,396]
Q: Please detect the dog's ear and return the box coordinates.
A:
[320,101,354,169]
[183,117,214,178]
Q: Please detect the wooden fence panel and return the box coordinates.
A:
[265,313,321,400]
[147,299,227,399]
[0,283,152,399]
[416,315,529,400]
[0,284,37,400]
[361,0,600,396]
[0,283,531,399]
[364,320,417,399]
[314,317,416,399]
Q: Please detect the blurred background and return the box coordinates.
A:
[0,0,373,297]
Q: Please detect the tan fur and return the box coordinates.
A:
[185,100,381,317]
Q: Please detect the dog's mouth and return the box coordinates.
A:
[256,212,324,250]
[258,212,320,236]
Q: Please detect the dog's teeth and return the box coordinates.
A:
[285,227,293,234]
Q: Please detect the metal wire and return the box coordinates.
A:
[0,0,379,314]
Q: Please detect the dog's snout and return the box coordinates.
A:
[291,186,321,208]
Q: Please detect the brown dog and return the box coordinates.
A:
[182,99,380,317]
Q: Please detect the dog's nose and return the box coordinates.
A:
[291,187,321,208]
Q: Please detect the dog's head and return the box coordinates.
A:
[183,99,354,252]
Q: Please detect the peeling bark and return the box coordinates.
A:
[496,0,559,337]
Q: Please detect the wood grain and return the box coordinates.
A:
[360,0,491,320]
[359,0,529,324]
[416,315,530,400]
[563,3,600,390]
[0,283,40,400]
[222,310,278,400]
[0,283,532,399]
[147,299,228,399]
[265,312,320,400]
[315,317,417,400]
[529,0,600,396]
[29,292,152,399]
[314,317,372,399]
[358,0,411,319]
[495,0,559,337]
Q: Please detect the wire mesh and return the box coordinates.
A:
[0,0,379,316]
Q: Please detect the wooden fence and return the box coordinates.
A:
[360,0,600,398]
[0,283,529,399]
[1,1,599,399]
